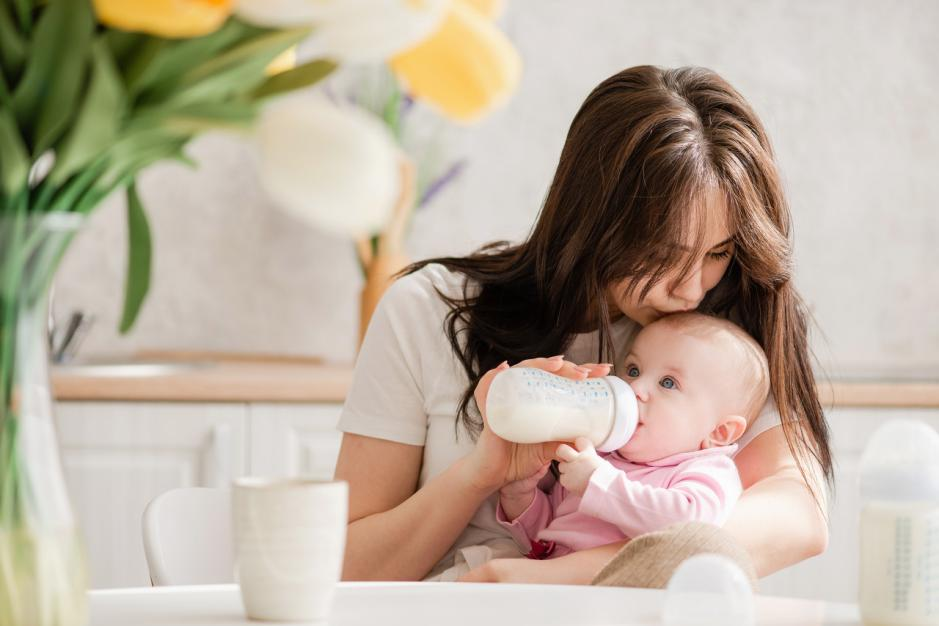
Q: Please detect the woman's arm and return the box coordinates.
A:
[335,433,494,581]
[458,541,626,584]
[723,424,829,577]
[460,425,828,584]
[337,357,602,581]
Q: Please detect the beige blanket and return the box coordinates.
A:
[591,521,758,590]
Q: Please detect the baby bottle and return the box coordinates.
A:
[485,367,638,452]
[858,419,939,625]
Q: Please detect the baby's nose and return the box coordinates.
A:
[629,380,649,402]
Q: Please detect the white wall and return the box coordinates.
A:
[55,0,939,377]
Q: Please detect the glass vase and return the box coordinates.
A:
[0,212,88,626]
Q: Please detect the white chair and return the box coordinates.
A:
[142,487,234,586]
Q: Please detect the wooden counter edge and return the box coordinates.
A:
[818,381,939,409]
[51,366,939,408]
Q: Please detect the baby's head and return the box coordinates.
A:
[616,312,770,463]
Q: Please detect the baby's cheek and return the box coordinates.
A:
[618,427,645,454]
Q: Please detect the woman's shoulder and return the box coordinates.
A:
[384,262,471,312]
[370,262,471,348]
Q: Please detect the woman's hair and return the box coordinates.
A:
[404,65,833,496]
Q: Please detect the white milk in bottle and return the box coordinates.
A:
[485,367,638,452]
[858,419,939,625]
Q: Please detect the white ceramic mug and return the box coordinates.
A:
[232,478,348,622]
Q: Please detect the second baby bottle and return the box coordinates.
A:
[485,367,639,452]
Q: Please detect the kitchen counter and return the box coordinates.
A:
[817,378,939,408]
[51,351,939,407]
[52,352,352,403]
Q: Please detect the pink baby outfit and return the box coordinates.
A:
[496,445,742,559]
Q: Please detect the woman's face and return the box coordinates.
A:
[607,190,735,326]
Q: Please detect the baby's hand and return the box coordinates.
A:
[556,437,605,496]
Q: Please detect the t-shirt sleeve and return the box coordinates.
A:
[735,394,782,451]
[579,455,742,535]
[337,273,442,446]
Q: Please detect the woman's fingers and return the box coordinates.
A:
[556,361,592,379]
[514,356,589,380]
[474,360,510,424]
[580,362,614,378]
[508,356,612,381]
[514,355,565,371]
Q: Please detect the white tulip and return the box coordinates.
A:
[255,94,401,238]
[234,0,324,27]
[235,0,449,62]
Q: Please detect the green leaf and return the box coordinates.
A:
[119,183,152,333]
[127,19,258,101]
[163,27,311,107]
[11,0,95,155]
[10,0,30,34]
[131,100,259,135]
[0,2,26,79]
[251,58,337,100]
[122,37,168,94]
[0,61,12,110]
[45,155,108,214]
[0,80,28,195]
[96,128,190,191]
[51,38,127,184]
[104,29,145,64]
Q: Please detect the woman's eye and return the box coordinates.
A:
[659,377,677,390]
[708,248,732,260]
[626,366,640,377]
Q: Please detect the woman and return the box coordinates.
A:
[334,65,831,583]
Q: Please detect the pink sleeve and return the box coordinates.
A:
[578,457,742,538]
[496,488,559,552]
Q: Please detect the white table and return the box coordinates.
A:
[89,582,863,625]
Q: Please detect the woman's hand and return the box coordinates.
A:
[462,356,612,494]
[458,558,540,583]
[499,462,551,521]
[458,542,628,585]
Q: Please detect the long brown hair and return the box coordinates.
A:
[406,65,833,495]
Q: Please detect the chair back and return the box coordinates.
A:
[142,487,233,586]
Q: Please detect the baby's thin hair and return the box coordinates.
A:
[654,312,771,421]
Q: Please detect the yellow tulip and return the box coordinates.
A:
[389,1,521,123]
[454,0,504,20]
[93,0,233,38]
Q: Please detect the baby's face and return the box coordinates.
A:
[615,321,743,462]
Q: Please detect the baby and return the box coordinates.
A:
[497,312,770,559]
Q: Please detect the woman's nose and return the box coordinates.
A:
[669,262,706,307]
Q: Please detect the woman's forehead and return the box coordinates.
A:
[679,186,733,249]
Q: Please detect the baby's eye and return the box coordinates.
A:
[626,366,640,377]
[659,377,677,390]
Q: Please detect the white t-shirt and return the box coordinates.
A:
[338,263,780,579]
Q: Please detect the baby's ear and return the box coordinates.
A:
[703,415,747,448]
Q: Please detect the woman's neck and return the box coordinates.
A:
[574,303,626,334]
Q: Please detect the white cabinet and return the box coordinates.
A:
[248,403,343,479]
[54,402,248,588]
[758,408,939,602]
[54,401,343,589]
